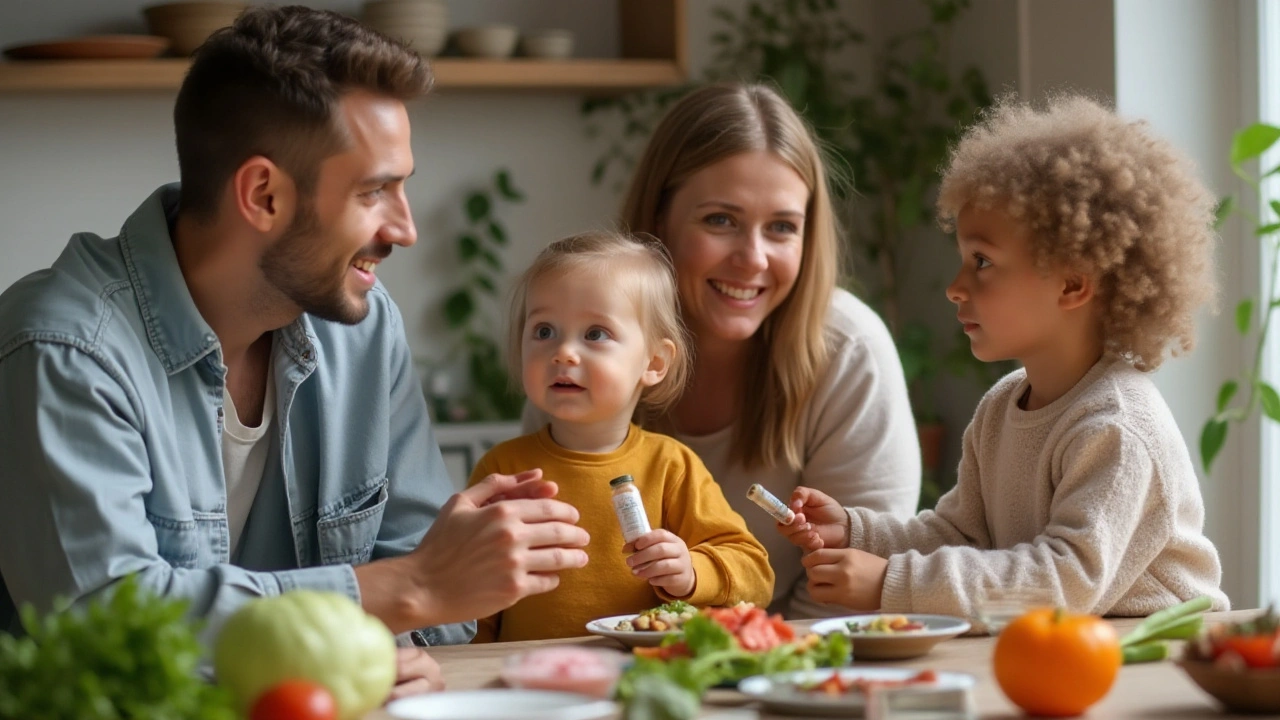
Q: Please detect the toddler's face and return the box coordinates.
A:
[521,269,665,426]
[946,205,1073,364]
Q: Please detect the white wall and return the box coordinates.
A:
[1115,0,1260,610]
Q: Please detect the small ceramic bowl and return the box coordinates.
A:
[143,1,246,55]
[500,646,625,699]
[453,24,518,58]
[520,29,574,59]
[1177,659,1280,714]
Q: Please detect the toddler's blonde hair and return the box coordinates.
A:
[508,230,692,413]
[938,94,1218,371]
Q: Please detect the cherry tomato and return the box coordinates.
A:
[250,679,338,720]
[1216,634,1279,669]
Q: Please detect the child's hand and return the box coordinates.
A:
[625,530,695,598]
[778,487,851,552]
[801,548,888,609]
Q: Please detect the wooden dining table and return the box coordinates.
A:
[369,610,1267,719]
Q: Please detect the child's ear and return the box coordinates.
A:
[640,338,676,388]
[1059,271,1095,310]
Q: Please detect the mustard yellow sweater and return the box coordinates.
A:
[467,424,774,642]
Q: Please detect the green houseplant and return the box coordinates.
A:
[436,169,526,422]
[1199,124,1280,474]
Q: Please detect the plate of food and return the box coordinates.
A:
[585,601,697,647]
[738,667,974,717]
[385,689,616,720]
[809,614,971,660]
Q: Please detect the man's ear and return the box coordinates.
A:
[641,338,676,388]
[231,156,295,234]
[1060,270,1095,311]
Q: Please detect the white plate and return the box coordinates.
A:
[584,614,681,647]
[809,614,971,660]
[385,689,616,720]
[738,667,975,717]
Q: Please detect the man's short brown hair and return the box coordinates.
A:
[174,5,433,220]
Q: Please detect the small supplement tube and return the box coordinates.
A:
[610,474,652,544]
[746,483,796,525]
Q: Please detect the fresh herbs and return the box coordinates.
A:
[0,576,236,719]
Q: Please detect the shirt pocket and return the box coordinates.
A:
[147,511,225,568]
[316,478,389,566]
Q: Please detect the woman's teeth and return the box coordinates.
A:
[710,280,762,300]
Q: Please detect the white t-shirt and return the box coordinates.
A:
[221,360,275,557]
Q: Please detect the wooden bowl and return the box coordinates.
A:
[1177,659,1280,714]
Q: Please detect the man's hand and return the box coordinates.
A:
[777,486,851,553]
[386,647,444,701]
[356,469,590,632]
[801,548,888,609]
[625,529,695,598]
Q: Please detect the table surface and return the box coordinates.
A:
[369,609,1268,719]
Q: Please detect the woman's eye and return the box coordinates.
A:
[585,328,610,342]
[703,213,732,227]
[769,221,799,235]
[533,325,554,340]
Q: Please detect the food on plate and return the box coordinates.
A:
[614,600,697,632]
[249,679,337,720]
[1186,604,1279,669]
[214,590,396,720]
[500,646,624,698]
[803,668,938,696]
[847,615,927,633]
[993,608,1120,717]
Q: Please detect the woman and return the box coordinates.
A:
[528,82,921,618]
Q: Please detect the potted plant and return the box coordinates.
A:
[431,169,526,423]
[1200,124,1280,474]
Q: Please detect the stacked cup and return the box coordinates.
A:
[362,0,448,57]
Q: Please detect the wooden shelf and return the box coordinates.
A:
[0,57,685,93]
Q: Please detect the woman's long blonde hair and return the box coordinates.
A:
[621,82,839,470]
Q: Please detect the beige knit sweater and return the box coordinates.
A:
[849,358,1229,618]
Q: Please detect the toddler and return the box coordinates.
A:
[469,231,773,642]
[780,95,1230,621]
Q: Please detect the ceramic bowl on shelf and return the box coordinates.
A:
[454,24,518,59]
[143,1,247,56]
[1177,659,1280,714]
[520,29,574,59]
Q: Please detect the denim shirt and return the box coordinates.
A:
[0,185,473,645]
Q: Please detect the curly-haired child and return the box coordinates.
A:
[777,94,1230,621]
[468,231,773,642]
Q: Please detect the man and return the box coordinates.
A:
[0,6,588,697]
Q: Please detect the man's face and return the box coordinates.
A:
[260,91,417,325]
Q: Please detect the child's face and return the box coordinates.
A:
[521,268,669,426]
[947,205,1074,364]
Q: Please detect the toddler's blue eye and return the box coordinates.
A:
[533,325,554,340]
[585,328,610,341]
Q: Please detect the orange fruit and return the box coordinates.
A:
[993,607,1121,716]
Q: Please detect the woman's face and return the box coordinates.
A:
[658,151,809,349]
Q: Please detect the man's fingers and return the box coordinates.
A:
[521,519,590,550]
[521,571,562,598]
[387,678,438,700]
[462,469,544,507]
[492,497,582,526]
[522,546,590,573]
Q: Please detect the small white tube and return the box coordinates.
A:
[747,483,795,525]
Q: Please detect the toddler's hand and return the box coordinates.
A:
[625,529,695,598]
[801,548,888,610]
[777,486,851,552]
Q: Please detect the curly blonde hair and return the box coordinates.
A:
[937,94,1217,371]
